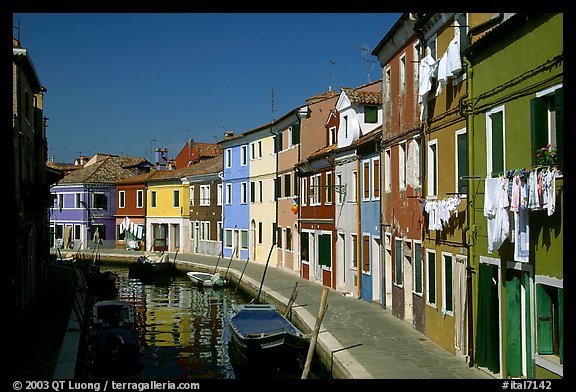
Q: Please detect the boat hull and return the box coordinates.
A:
[228,304,308,369]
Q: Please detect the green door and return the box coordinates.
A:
[506,270,522,377]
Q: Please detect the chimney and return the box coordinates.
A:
[155,148,168,170]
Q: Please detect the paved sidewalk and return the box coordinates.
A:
[80,248,495,380]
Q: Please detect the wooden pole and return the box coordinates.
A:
[284,282,299,318]
[301,287,329,379]
[234,257,250,293]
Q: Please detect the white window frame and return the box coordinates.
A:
[189,185,195,206]
[217,184,223,206]
[200,184,210,206]
[172,190,180,208]
[486,105,506,177]
[241,145,248,166]
[225,183,232,205]
[427,139,438,198]
[371,157,380,200]
[455,128,467,196]
[441,252,454,317]
[136,189,143,208]
[225,148,232,168]
[240,182,247,204]
[399,141,407,191]
[426,249,437,309]
[119,190,125,209]
[399,52,406,95]
[384,148,391,193]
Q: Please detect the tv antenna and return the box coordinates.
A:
[270,89,276,120]
[329,60,336,91]
[355,46,377,83]
[13,19,21,41]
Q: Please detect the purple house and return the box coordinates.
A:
[50,154,151,250]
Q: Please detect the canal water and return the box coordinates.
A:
[83,264,331,379]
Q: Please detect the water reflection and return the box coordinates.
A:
[91,267,247,379]
[87,265,330,379]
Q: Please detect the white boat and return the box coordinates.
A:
[92,300,137,331]
[187,271,228,287]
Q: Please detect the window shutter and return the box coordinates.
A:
[291,123,300,145]
[536,284,554,354]
[363,161,370,199]
[530,97,548,166]
[555,88,563,169]
[319,234,331,267]
[490,111,504,176]
[373,160,380,198]
[395,239,402,285]
[363,235,370,273]
[457,132,468,194]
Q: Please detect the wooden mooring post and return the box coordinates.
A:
[301,287,329,379]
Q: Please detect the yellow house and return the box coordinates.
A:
[146,168,192,252]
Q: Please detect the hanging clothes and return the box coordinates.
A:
[418,54,438,120]
[514,208,530,263]
[484,177,510,253]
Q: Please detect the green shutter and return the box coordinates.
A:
[395,239,402,285]
[457,132,468,194]
[445,256,453,312]
[536,284,554,355]
[490,111,504,175]
[365,106,377,123]
[319,234,331,267]
[291,123,300,145]
[415,243,422,293]
[428,252,435,304]
[555,88,563,169]
[530,97,549,165]
[559,288,563,364]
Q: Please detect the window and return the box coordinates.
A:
[413,242,423,295]
[258,221,263,244]
[250,181,255,203]
[536,280,563,364]
[456,129,468,194]
[427,140,438,197]
[274,177,281,201]
[276,225,282,248]
[344,115,349,138]
[217,184,223,206]
[362,160,370,200]
[319,233,331,268]
[189,185,195,206]
[326,172,333,204]
[251,142,256,160]
[336,173,344,204]
[532,85,563,169]
[241,230,248,250]
[225,229,232,248]
[301,177,308,206]
[427,250,436,307]
[137,190,143,208]
[413,42,420,93]
[200,185,210,206]
[399,142,407,190]
[309,175,315,205]
[217,222,222,241]
[225,149,231,168]
[93,193,107,210]
[225,183,232,205]
[442,253,453,315]
[151,191,157,208]
[119,191,125,208]
[291,123,300,145]
[362,235,370,273]
[351,234,358,269]
[329,126,337,145]
[365,106,378,123]
[241,182,247,204]
[394,238,402,285]
[400,53,406,94]
[486,106,505,177]
[293,171,298,196]
[258,180,263,202]
[75,193,82,208]
[384,66,391,103]
[201,221,210,240]
[372,158,380,199]
[351,170,357,202]
[172,190,180,208]
[286,227,292,251]
[301,232,309,262]
[284,173,291,198]
[258,141,262,158]
[241,145,247,166]
[385,148,391,193]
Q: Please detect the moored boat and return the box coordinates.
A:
[187,271,228,287]
[228,304,309,369]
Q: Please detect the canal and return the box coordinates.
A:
[82,263,331,379]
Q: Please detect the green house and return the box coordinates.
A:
[463,13,563,379]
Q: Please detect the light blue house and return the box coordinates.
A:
[219,134,251,260]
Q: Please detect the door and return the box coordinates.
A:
[475,262,500,374]
[506,268,532,378]
[372,237,382,304]
[153,224,168,252]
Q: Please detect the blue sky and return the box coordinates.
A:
[13,13,401,163]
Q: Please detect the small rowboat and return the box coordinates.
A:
[186,271,228,287]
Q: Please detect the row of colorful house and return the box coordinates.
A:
[48,13,563,379]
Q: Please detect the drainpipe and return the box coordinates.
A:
[356,154,362,298]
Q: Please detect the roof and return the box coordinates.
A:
[147,156,223,184]
[340,88,382,105]
[58,154,149,185]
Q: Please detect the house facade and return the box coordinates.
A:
[463,13,563,379]
[413,12,471,357]
[187,156,224,257]
[13,37,58,313]
[50,154,150,250]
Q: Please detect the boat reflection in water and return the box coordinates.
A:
[87,265,330,379]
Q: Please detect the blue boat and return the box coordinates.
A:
[228,304,309,368]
